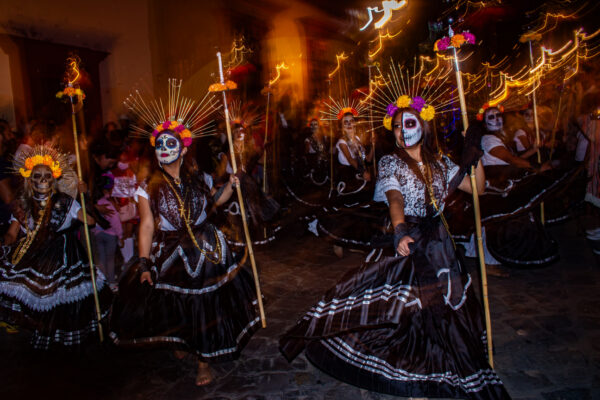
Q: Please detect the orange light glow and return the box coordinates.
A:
[328,52,349,79]
[268,62,289,86]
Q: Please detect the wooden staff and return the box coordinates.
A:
[328,79,335,196]
[528,40,545,224]
[262,89,271,194]
[452,44,493,367]
[67,82,104,342]
[368,64,377,178]
[217,52,267,328]
[549,82,566,160]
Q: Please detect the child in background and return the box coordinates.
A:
[111,153,138,264]
[93,173,122,291]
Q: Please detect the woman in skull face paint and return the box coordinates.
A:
[214,119,280,248]
[0,145,112,350]
[110,127,260,387]
[281,107,513,399]
[480,106,551,177]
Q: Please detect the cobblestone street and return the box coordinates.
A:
[1,218,598,400]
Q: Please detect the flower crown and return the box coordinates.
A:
[151,120,193,147]
[434,31,475,52]
[476,103,504,121]
[19,154,62,179]
[320,97,367,122]
[337,107,359,120]
[383,95,435,130]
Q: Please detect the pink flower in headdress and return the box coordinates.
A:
[386,103,399,116]
[463,31,476,44]
[162,120,172,130]
[182,137,193,147]
[174,124,186,134]
[410,96,426,113]
[436,37,451,51]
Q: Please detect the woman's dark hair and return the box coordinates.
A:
[391,107,442,181]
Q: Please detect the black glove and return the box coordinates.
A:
[461,123,485,169]
[138,257,150,274]
[392,223,408,251]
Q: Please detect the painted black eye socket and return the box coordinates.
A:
[404,119,417,128]
[33,173,42,179]
[166,138,178,148]
[487,114,499,121]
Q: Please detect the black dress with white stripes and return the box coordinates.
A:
[0,192,111,350]
[280,153,511,399]
[109,170,260,362]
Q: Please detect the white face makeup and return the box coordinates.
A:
[155,132,182,165]
[341,114,356,137]
[393,111,423,147]
[233,126,245,141]
[484,108,503,132]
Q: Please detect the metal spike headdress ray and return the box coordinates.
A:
[124,79,221,147]
[319,97,369,122]
[371,60,459,131]
[223,100,262,129]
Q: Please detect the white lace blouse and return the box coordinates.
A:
[374,153,460,217]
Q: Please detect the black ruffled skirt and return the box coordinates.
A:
[280,217,511,399]
[109,223,260,362]
[218,173,281,248]
[0,227,111,350]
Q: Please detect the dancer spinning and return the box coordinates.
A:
[216,101,280,247]
[110,81,260,386]
[322,98,373,203]
[280,67,511,399]
[0,145,111,350]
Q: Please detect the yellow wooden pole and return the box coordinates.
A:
[69,89,104,342]
[453,45,493,367]
[528,40,545,224]
[262,90,270,194]
[217,52,267,328]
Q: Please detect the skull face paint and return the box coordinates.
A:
[233,126,245,141]
[155,132,182,165]
[309,119,319,134]
[484,108,503,132]
[393,111,423,147]
[523,109,534,128]
[30,164,54,198]
[341,114,356,137]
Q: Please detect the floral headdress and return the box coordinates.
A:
[319,97,368,122]
[13,145,71,180]
[371,59,458,131]
[476,103,504,121]
[12,145,79,198]
[434,30,476,52]
[224,100,262,129]
[124,79,220,147]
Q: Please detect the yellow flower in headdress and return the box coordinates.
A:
[396,95,411,109]
[451,34,466,48]
[383,115,393,131]
[419,105,435,121]
[20,154,62,178]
